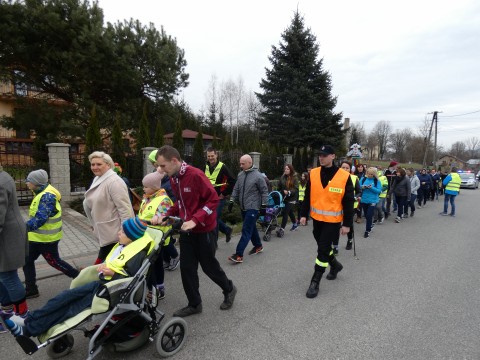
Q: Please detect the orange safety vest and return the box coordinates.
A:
[309,167,350,223]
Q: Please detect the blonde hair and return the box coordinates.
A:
[366,167,378,178]
[88,151,114,169]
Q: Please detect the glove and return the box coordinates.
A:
[227,201,234,213]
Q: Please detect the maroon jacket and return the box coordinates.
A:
[166,162,219,233]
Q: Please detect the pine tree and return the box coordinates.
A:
[257,11,344,151]
[293,147,302,172]
[84,104,102,187]
[136,103,150,151]
[172,117,184,155]
[192,128,205,169]
[154,120,165,147]
[111,113,126,168]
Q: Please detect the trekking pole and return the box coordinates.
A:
[352,226,359,260]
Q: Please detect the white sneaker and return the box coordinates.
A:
[168,257,180,271]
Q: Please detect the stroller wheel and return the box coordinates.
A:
[155,317,188,357]
[263,233,271,242]
[46,334,74,359]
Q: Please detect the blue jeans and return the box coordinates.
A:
[0,270,25,305]
[216,198,231,235]
[396,196,407,217]
[360,203,375,232]
[25,281,100,336]
[406,194,417,214]
[235,210,262,256]
[444,193,456,215]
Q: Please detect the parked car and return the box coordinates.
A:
[459,172,479,189]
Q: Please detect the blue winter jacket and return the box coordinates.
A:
[359,177,382,204]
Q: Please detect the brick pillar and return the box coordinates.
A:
[249,152,261,170]
[143,147,157,177]
[47,143,71,202]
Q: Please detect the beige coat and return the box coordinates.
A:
[83,169,134,247]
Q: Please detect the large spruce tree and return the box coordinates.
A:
[256,11,344,151]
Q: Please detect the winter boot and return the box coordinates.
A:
[306,268,324,298]
[326,257,343,280]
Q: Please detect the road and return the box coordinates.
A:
[4,189,480,360]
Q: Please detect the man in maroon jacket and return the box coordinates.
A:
[153,145,237,317]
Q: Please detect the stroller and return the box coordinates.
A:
[257,191,285,242]
[2,217,188,359]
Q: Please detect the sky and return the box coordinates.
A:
[96,0,480,150]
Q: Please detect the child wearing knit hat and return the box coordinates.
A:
[138,171,176,301]
[5,216,153,338]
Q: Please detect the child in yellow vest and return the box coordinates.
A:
[138,171,174,301]
[5,217,153,337]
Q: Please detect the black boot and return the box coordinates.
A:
[306,269,324,298]
[326,258,343,280]
[345,239,352,250]
[25,285,39,299]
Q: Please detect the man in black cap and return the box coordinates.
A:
[300,145,355,298]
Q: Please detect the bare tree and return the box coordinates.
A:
[450,141,466,159]
[371,120,392,160]
[348,123,367,148]
[388,129,411,162]
[465,136,480,159]
[365,132,378,160]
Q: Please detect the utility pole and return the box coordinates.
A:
[422,111,440,168]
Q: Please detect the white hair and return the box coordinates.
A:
[88,151,114,168]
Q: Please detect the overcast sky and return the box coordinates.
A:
[97,0,480,150]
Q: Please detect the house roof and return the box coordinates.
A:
[467,159,480,165]
[164,129,215,140]
[438,154,466,163]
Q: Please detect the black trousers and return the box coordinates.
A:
[179,230,232,307]
[312,220,340,271]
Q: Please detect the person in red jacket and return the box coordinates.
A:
[152,145,237,318]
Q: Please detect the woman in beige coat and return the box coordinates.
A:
[83,152,134,264]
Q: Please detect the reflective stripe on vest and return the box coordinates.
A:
[445,173,461,192]
[298,184,306,201]
[104,233,155,280]
[309,167,349,223]
[351,175,359,208]
[138,193,172,246]
[205,162,226,187]
[379,175,388,198]
[28,184,62,243]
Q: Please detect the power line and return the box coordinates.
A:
[440,109,480,118]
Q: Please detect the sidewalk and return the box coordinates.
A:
[19,206,99,282]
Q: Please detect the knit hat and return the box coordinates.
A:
[142,171,163,190]
[113,162,123,175]
[389,161,398,167]
[26,169,49,186]
[122,217,147,241]
[148,150,158,164]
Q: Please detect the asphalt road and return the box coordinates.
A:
[4,189,480,360]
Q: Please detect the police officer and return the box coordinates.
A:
[300,146,355,298]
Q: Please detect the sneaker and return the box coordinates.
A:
[449,213,455,217]
[384,212,389,219]
[173,304,202,318]
[410,212,414,217]
[333,247,339,256]
[395,216,401,223]
[3,319,24,336]
[379,217,384,224]
[363,231,369,238]
[345,240,352,250]
[276,228,285,238]
[439,212,448,216]
[417,205,422,209]
[228,254,243,263]
[225,227,232,243]
[163,260,170,269]
[25,287,39,299]
[167,257,180,271]
[403,213,409,218]
[157,287,165,300]
[290,223,299,231]
[220,285,237,310]
[248,246,263,255]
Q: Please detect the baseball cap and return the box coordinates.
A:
[318,145,335,155]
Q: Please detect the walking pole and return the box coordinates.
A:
[352,226,359,260]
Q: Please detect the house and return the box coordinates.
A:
[436,155,467,170]
[163,129,218,158]
[466,159,480,172]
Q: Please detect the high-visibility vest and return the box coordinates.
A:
[28,184,62,243]
[205,162,226,187]
[103,233,154,280]
[350,175,359,208]
[309,167,350,223]
[138,191,172,246]
[298,184,306,201]
[378,175,388,198]
[445,173,461,193]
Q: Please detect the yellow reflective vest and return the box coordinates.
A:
[28,184,62,243]
[350,175,359,208]
[445,173,461,193]
[205,162,226,187]
[103,233,154,280]
[298,184,306,201]
[378,175,388,198]
[138,191,172,246]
